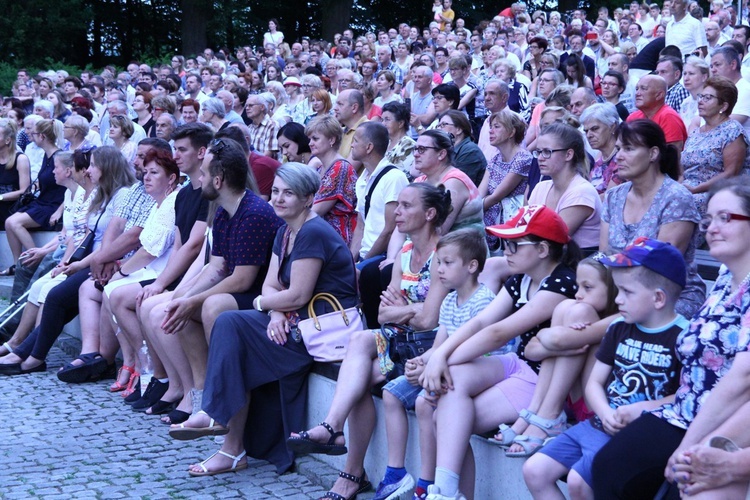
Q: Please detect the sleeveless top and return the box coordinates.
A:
[399,241,434,304]
[0,152,21,194]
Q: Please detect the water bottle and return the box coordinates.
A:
[139,340,154,395]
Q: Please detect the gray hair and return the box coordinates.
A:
[34,100,54,117]
[300,74,322,89]
[684,55,710,75]
[203,97,227,118]
[275,162,321,198]
[540,68,564,85]
[66,114,90,137]
[258,92,276,112]
[107,100,128,114]
[580,102,621,128]
[24,114,43,126]
[265,81,289,105]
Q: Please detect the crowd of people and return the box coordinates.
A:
[1,1,750,499]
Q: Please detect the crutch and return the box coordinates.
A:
[0,289,30,330]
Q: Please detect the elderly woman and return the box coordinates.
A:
[0,119,31,228]
[581,103,621,195]
[63,114,94,152]
[374,70,400,108]
[108,115,138,167]
[528,52,560,100]
[170,163,358,477]
[602,120,705,317]
[3,119,66,274]
[525,69,565,148]
[306,115,358,245]
[493,59,530,119]
[682,76,750,222]
[132,93,155,137]
[265,81,292,126]
[438,109,486,186]
[680,56,710,131]
[479,110,531,249]
[593,177,750,498]
[528,122,601,253]
[200,97,230,132]
[382,101,416,179]
[522,37,549,81]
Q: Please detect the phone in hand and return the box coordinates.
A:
[404,97,411,109]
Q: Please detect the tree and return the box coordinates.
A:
[182,0,211,56]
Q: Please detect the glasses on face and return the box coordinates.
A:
[413,145,441,154]
[697,93,720,103]
[532,148,568,159]
[539,77,555,83]
[600,81,619,87]
[503,240,538,254]
[698,211,750,232]
[437,122,454,129]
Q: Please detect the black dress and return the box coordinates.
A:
[18,152,65,228]
[202,217,358,473]
[0,152,21,225]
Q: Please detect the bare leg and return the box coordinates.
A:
[141,293,185,408]
[111,283,149,373]
[416,396,437,481]
[200,293,238,343]
[523,453,569,499]
[77,279,104,360]
[383,390,409,467]
[177,316,208,389]
[4,301,39,349]
[5,213,39,262]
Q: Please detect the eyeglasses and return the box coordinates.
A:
[698,211,750,232]
[208,139,228,156]
[503,240,539,254]
[413,145,442,154]
[532,148,568,159]
[696,93,721,103]
[600,81,619,87]
[437,122,454,129]
[538,77,555,83]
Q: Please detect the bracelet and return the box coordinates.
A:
[119,269,130,277]
[254,295,263,312]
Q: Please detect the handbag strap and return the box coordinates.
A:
[306,292,351,331]
[364,165,396,219]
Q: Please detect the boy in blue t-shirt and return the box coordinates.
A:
[523,238,687,499]
[373,229,494,500]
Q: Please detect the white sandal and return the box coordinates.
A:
[188,449,248,476]
[169,410,229,440]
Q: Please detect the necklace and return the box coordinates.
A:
[723,268,750,297]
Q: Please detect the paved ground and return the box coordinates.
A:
[0,340,347,499]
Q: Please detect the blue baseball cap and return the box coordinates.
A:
[601,237,686,288]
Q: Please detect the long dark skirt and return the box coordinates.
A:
[203,309,314,474]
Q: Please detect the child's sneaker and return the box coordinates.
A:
[412,486,428,500]
[373,473,415,500]
[425,485,467,500]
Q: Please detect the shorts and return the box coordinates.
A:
[494,353,538,413]
[28,269,66,305]
[567,395,595,422]
[538,419,611,487]
[383,374,421,411]
[230,290,260,310]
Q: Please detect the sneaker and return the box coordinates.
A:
[412,486,428,500]
[425,485,466,500]
[132,379,168,411]
[373,473,415,500]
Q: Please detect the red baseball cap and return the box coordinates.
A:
[485,205,571,244]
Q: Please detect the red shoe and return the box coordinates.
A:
[109,365,135,392]
[121,372,141,398]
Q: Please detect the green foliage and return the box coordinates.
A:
[0,61,86,96]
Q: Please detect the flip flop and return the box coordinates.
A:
[169,411,229,441]
[287,421,347,456]
[188,450,248,477]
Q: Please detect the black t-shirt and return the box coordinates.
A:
[174,182,209,245]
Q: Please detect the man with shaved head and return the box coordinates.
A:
[626,74,688,150]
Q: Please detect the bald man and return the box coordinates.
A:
[626,75,687,150]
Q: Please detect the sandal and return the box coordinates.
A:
[169,410,229,441]
[505,434,549,458]
[287,421,347,456]
[320,470,372,500]
[523,409,568,438]
[57,352,108,383]
[121,372,141,398]
[162,409,190,425]
[146,399,178,415]
[488,423,517,447]
[0,342,13,357]
[188,449,248,477]
[0,265,15,277]
[110,365,135,392]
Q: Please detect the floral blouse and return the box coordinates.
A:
[314,158,358,245]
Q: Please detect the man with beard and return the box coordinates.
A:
[158,138,282,420]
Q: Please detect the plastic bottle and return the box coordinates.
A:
[139,340,154,395]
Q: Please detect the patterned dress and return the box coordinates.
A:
[682,119,750,216]
[483,149,532,249]
[314,158,358,245]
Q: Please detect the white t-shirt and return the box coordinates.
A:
[666,15,707,56]
[733,77,750,134]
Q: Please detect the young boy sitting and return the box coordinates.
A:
[522,238,688,500]
[374,229,495,500]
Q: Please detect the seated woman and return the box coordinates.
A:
[479,110,532,251]
[168,163,359,477]
[0,151,94,355]
[0,118,30,228]
[305,89,333,125]
[581,102,622,196]
[108,115,138,168]
[305,115,357,245]
[602,119,706,318]
[438,110,486,187]
[57,149,180,386]
[277,122,312,165]
[419,205,580,499]
[3,119,66,275]
[592,177,750,498]
[285,183,453,499]
[682,76,750,219]
[563,54,594,89]
[528,122,601,254]
[381,102,416,179]
[0,146,134,374]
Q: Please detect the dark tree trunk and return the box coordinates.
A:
[182,0,211,57]
[320,0,353,42]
